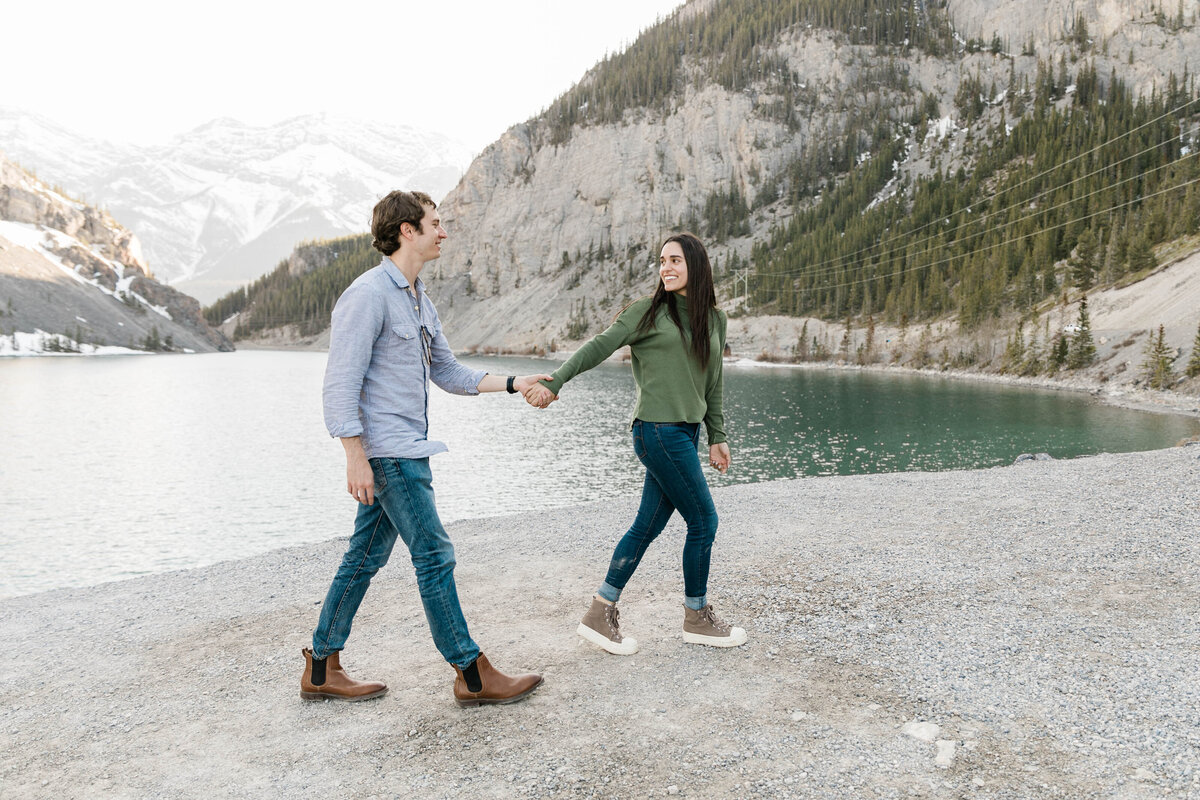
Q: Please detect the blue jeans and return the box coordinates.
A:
[597,421,719,610]
[311,457,480,668]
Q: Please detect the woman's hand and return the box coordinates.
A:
[522,382,558,409]
[709,442,730,473]
[513,374,553,395]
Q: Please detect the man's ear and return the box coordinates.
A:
[400,222,414,240]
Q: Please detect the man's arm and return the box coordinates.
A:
[322,283,384,504]
[323,284,383,439]
[476,374,554,393]
[428,325,487,395]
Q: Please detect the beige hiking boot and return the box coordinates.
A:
[576,596,639,655]
[683,604,747,648]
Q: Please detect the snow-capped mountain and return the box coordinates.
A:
[0,153,232,354]
[0,110,472,303]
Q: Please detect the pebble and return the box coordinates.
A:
[4,446,1198,798]
[902,721,940,742]
[934,740,956,768]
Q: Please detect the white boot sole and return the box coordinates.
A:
[683,626,748,648]
[577,623,639,655]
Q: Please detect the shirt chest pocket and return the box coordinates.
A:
[391,324,418,343]
[391,324,431,363]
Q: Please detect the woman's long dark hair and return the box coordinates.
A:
[636,232,718,364]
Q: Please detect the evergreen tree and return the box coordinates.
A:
[1069,228,1098,289]
[796,320,810,361]
[1068,296,1097,369]
[1049,332,1070,372]
[1187,320,1200,378]
[1002,321,1025,373]
[1141,325,1175,389]
[1127,234,1157,274]
[860,315,877,365]
[142,326,162,352]
[1022,324,1043,375]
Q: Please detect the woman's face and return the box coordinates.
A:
[659,241,689,295]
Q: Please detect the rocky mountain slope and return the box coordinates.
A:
[0,154,232,354]
[421,0,1199,351]
[216,0,1199,397]
[0,111,471,303]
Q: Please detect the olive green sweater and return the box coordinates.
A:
[542,294,727,445]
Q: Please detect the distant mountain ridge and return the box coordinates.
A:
[0,110,472,303]
[0,154,232,354]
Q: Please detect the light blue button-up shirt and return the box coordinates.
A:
[322,258,487,459]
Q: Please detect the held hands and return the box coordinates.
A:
[709,442,731,474]
[519,379,558,410]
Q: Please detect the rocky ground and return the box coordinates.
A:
[2,445,1198,799]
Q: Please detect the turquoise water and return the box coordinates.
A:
[0,351,1195,598]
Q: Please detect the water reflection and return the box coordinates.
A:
[0,351,1195,597]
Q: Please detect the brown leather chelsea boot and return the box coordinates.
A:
[300,647,388,702]
[452,653,543,707]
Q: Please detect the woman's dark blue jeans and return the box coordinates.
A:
[597,420,719,610]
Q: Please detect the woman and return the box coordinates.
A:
[526,232,746,654]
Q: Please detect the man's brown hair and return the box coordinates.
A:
[371,190,435,256]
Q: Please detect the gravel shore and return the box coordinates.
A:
[2,445,1198,799]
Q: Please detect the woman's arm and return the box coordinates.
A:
[702,310,728,448]
[538,300,648,398]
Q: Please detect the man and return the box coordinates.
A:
[301,189,550,707]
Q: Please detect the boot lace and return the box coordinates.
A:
[698,605,731,633]
[605,604,623,639]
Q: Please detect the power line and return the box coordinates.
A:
[760,132,1198,282]
[756,175,1198,297]
[760,146,1200,282]
[755,95,1200,281]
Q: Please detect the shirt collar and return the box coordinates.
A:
[381,257,425,294]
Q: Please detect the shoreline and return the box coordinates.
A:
[2,446,1198,797]
[232,338,1200,421]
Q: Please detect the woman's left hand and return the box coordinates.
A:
[709,442,730,473]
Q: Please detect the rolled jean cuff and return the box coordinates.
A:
[685,594,707,611]
[597,582,621,604]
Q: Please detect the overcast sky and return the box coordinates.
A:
[7,0,685,153]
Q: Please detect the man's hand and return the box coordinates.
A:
[522,382,557,409]
[513,374,553,396]
[709,442,730,474]
[341,437,375,505]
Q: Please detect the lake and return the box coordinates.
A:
[1,350,1196,598]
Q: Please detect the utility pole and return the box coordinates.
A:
[733,269,749,310]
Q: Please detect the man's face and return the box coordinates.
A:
[407,204,447,262]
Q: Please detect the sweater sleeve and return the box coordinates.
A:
[541,301,645,395]
[703,310,727,445]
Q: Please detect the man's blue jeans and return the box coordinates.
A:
[311,457,480,669]
[597,420,719,610]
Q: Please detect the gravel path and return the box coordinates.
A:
[2,445,1198,799]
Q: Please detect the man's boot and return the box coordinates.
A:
[452,653,543,707]
[300,647,388,702]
